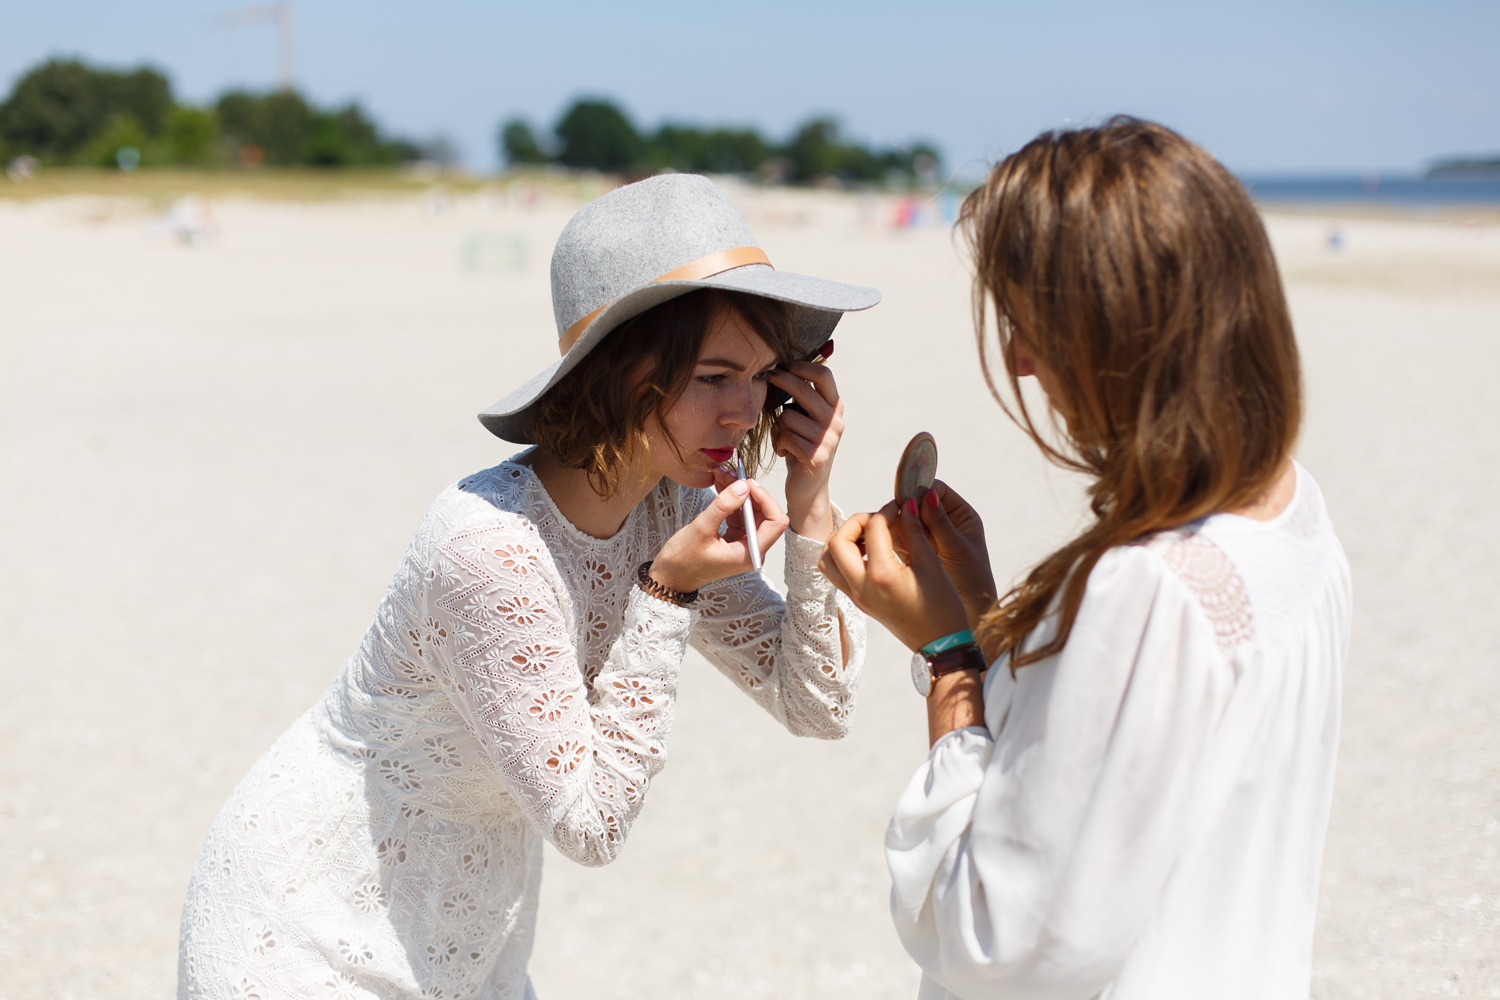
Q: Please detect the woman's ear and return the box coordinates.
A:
[1011,340,1037,377]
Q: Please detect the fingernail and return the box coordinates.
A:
[925,490,939,509]
[905,498,918,516]
[731,480,749,496]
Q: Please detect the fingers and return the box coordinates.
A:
[772,425,815,466]
[699,478,750,533]
[898,496,944,571]
[820,513,872,596]
[773,399,844,472]
[819,503,971,649]
[932,479,983,527]
[700,477,786,567]
[776,404,842,449]
[767,361,839,418]
[742,479,787,556]
[818,551,850,594]
[859,509,904,577]
[918,485,965,546]
[874,498,910,561]
[783,358,839,404]
[745,478,787,526]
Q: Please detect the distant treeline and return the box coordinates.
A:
[502,99,940,185]
[0,57,942,186]
[1426,156,1500,179]
[0,58,424,169]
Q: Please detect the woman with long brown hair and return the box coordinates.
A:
[822,118,1350,999]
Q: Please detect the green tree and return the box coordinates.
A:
[836,143,883,183]
[307,103,386,166]
[554,99,641,173]
[215,89,416,167]
[785,118,842,183]
[643,123,707,172]
[500,119,548,166]
[0,59,101,159]
[782,117,940,186]
[111,67,173,137]
[215,89,310,164]
[81,114,150,168]
[640,125,769,175]
[255,90,314,164]
[0,57,421,170]
[164,105,219,166]
[703,128,769,174]
[0,58,168,161]
[0,59,173,163]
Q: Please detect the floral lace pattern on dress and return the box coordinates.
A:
[179,459,864,999]
[1149,529,1255,652]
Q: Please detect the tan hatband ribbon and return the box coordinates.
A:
[557,246,772,355]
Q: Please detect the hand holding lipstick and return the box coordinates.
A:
[651,472,788,594]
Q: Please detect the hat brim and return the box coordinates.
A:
[478,264,880,443]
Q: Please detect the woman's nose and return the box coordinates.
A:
[721,383,762,429]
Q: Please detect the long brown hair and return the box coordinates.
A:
[529,288,797,497]
[963,117,1302,667]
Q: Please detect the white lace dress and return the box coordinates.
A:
[179,457,865,1000]
[887,463,1351,1000]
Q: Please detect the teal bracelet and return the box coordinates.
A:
[919,629,976,656]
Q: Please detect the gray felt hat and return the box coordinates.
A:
[477,173,881,442]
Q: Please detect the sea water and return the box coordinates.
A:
[1239,173,1500,207]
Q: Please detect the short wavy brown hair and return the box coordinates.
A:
[528,288,799,497]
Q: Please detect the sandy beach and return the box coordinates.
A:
[0,180,1496,999]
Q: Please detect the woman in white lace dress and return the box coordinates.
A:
[822,119,1351,999]
[178,174,879,999]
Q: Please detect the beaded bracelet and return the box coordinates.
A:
[636,561,699,607]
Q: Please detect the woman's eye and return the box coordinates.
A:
[754,369,777,383]
[696,373,727,386]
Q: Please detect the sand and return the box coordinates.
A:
[0,180,1496,999]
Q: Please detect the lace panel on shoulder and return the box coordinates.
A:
[1151,531,1254,651]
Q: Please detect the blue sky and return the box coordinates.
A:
[3,0,1496,175]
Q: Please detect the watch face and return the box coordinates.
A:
[910,650,933,697]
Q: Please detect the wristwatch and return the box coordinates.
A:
[910,643,987,697]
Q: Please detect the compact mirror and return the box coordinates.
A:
[894,432,938,503]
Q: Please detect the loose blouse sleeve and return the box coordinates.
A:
[689,509,866,739]
[420,510,694,868]
[886,546,1235,999]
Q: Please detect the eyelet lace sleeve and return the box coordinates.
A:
[690,518,866,739]
[424,512,694,867]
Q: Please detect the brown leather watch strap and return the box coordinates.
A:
[927,643,987,680]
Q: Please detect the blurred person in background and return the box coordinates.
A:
[178,174,878,999]
[822,118,1350,1000]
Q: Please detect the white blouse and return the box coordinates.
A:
[887,464,1350,1000]
[179,457,864,1000]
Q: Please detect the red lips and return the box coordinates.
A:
[701,447,735,464]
